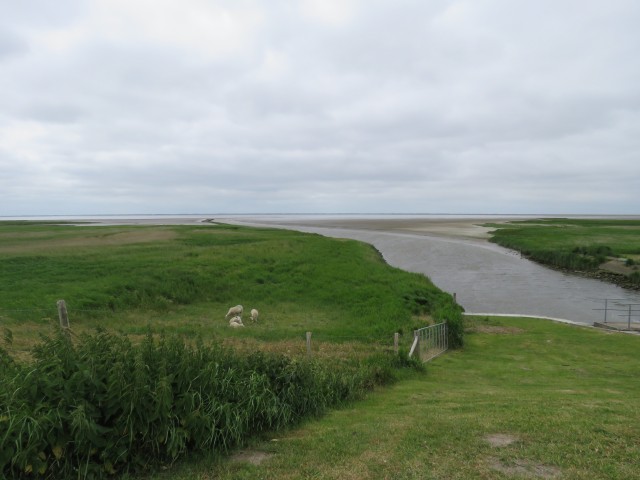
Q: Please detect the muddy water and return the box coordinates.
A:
[232,220,640,326]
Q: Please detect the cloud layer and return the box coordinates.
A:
[2,0,639,215]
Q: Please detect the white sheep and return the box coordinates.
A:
[229,315,244,328]
[250,308,259,322]
[225,305,243,319]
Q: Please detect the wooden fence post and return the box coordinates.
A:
[306,331,312,357]
[394,332,399,355]
[57,299,69,329]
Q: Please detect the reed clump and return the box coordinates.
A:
[0,328,420,479]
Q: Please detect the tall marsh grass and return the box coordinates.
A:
[0,328,421,479]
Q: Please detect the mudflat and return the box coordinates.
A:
[246,217,517,240]
[77,215,519,241]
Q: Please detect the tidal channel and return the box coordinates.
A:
[230,216,640,326]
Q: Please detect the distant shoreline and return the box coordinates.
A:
[3,213,640,241]
[2,213,639,221]
[230,216,509,240]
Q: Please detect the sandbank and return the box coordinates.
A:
[230,217,520,241]
[66,215,522,241]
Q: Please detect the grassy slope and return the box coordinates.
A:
[157,316,640,480]
[1,222,459,478]
[0,222,455,357]
[5,222,639,478]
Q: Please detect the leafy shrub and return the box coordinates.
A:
[431,296,465,349]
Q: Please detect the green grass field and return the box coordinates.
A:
[0,222,458,357]
[2,221,638,479]
[156,315,640,480]
[0,221,460,478]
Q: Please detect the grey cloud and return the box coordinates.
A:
[1,0,639,215]
[1,1,85,28]
[0,29,28,60]
[21,103,85,124]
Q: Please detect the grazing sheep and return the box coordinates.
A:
[229,315,244,327]
[250,308,259,322]
[225,305,243,319]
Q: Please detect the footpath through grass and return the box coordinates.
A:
[163,316,640,480]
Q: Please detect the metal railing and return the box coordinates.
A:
[593,298,640,330]
[409,321,448,362]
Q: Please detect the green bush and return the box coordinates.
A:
[431,296,464,349]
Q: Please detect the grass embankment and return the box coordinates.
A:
[0,221,461,478]
[160,316,640,480]
[486,218,640,289]
[0,222,460,355]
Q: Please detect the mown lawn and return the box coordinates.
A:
[157,316,640,480]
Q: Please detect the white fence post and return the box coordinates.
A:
[57,300,69,329]
[409,330,419,358]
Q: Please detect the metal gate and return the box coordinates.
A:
[409,321,448,362]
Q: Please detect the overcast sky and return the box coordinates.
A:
[1,0,639,216]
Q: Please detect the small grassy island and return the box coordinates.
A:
[486,218,640,290]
